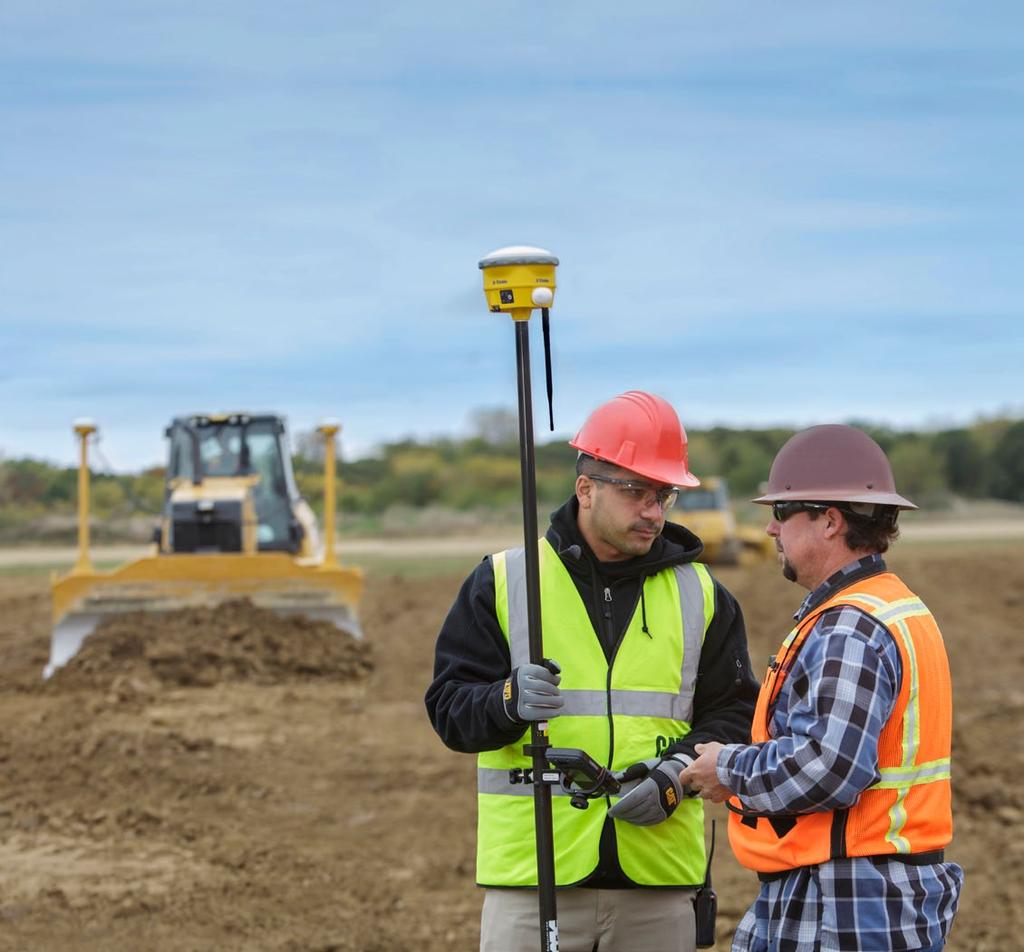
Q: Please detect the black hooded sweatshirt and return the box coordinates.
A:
[425,496,759,888]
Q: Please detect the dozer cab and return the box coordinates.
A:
[45,413,362,678]
[670,476,775,566]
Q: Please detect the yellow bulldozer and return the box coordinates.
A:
[45,413,363,678]
[670,476,775,566]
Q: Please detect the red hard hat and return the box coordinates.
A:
[570,391,700,488]
[752,424,917,510]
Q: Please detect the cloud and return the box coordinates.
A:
[1,1,1022,468]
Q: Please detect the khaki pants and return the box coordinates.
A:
[480,887,696,952]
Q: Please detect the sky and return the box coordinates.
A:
[2,1,1022,471]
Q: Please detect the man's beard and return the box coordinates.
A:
[782,556,797,583]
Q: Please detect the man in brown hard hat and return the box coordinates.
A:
[680,424,963,951]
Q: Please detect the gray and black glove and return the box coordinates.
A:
[607,754,692,826]
[502,660,563,723]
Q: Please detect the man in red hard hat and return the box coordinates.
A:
[426,391,758,952]
[680,425,963,951]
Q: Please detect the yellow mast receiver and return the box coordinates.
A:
[479,246,558,322]
[317,420,341,567]
[72,418,98,575]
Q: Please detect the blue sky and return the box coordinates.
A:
[2,1,1021,470]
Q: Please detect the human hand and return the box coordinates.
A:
[502,661,563,723]
[678,742,733,803]
[607,757,686,826]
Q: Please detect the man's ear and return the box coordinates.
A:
[822,507,847,540]
[576,474,593,510]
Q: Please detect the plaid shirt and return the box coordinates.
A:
[719,555,963,951]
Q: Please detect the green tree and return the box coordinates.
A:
[685,432,721,479]
[933,429,987,497]
[990,421,1024,502]
[887,440,947,504]
[0,459,51,506]
[91,477,127,515]
[378,448,446,509]
[449,456,522,509]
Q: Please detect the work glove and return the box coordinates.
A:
[607,754,691,826]
[502,660,563,723]
[612,758,660,792]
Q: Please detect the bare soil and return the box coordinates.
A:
[0,544,1020,950]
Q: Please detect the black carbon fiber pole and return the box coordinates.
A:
[514,318,559,952]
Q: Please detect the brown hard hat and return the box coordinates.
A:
[752,424,917,510]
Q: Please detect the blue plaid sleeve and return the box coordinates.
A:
[719,605,902,814]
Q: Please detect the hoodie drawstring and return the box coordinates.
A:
[640,584,651,638]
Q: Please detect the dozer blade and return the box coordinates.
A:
[47,553,363,679]
[46,611,108,680]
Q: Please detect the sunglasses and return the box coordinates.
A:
[587,474,679,510]
[771,501,833,523]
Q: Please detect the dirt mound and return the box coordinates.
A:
[48,600,373,691]
[0,548,1019,950]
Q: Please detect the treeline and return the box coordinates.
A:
[1,415,1022,532]
[300,415,1024,516]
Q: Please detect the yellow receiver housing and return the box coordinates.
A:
[479,245,558,322]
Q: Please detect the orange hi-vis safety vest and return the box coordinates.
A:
[728,571,953,874]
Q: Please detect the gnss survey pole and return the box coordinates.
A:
[479,246,560,952]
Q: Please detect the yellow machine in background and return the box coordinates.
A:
[670,476,775,566]
[46,413,362,678]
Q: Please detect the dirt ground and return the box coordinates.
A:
[0,542,1020,951]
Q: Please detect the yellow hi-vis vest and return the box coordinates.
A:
[476,538,716,887]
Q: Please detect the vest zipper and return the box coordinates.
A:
[600,583,616,772]
[603,582,647,779]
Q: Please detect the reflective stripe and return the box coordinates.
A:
[478,767,575,796]
[557,689,606,716]
[611,691,693,721]
[877,600,931,624]
[505,545,709,725]
[886,615,918,851]
[844,591,937,851]
[894,619,921,769]
[875,759,952,789]
[558,689,691,718]
[843,592,931,626]
[674,563,706,726]
[503,547,531,669]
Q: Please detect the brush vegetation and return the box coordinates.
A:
[2,412,1022,543]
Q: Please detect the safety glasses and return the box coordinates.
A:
[587,474,678,510]
[770,501,832,523]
